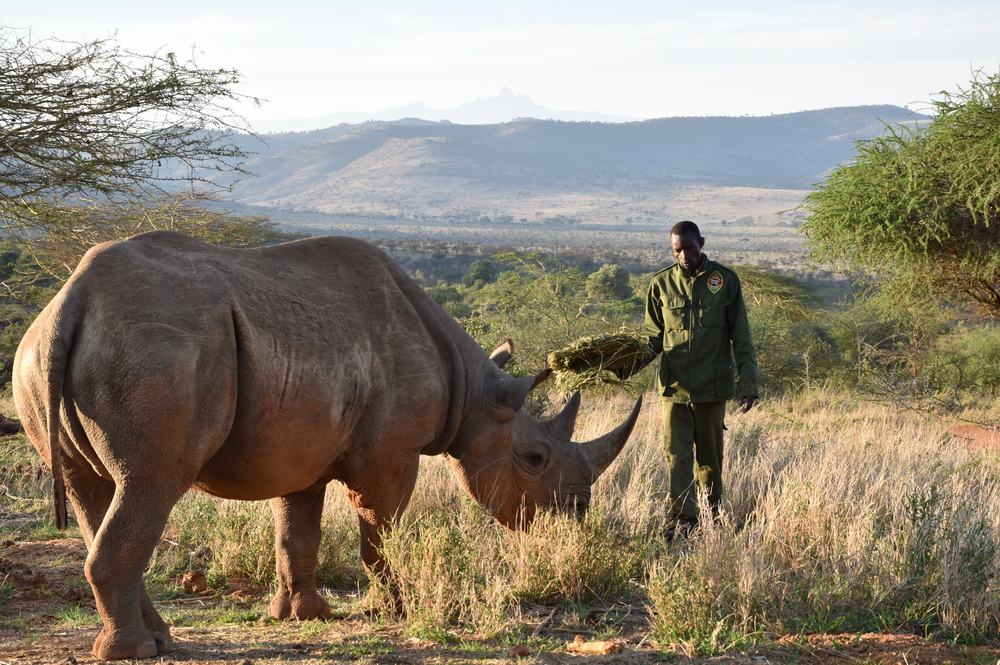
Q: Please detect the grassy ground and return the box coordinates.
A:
[2,389,1000,664]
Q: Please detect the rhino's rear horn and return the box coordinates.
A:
[580,396,643,479]
[547,391,581,440]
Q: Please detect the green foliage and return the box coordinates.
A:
[587,263,633,300]
[466,253,641,375]
[461,259,497,287]
[921,324,1000,396]
[802,69,1000,318]
[893,484,1000,639]
[0,581,14,605]
[427,284,472,318]
[736,268,838,392]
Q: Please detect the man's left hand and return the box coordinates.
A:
[736,395,759,413]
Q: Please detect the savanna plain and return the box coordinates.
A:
[2,212,1000,664]
[3,390,1000,664]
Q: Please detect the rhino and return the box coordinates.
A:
[13,231,642,661]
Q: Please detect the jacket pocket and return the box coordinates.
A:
[662,296,687,330]
[700,302,726,327]
[715,361,735,397]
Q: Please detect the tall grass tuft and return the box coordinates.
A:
[370,498,515,639]
[505,509,646,603]
[645,390,1000,651]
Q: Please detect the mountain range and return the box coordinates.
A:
[251,87,643,133]
[224,104,928,218]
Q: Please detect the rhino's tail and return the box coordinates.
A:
[43,295,81,531]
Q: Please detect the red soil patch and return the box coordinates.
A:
[948,423,1000,450]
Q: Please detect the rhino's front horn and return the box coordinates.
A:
[580,396,643,479]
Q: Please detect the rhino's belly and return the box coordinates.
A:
[193,426,349,500]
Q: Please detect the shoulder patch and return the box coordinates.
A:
[707,271,724,294]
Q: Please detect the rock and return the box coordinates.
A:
[61,586,87,602]
[179,570,209,594]
[565,634,625,654]
[0,415,23,434]
[508,644,531,658]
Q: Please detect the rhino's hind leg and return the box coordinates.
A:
[85,483,185,660]
[66,469,172,654]
[268,487,332,620]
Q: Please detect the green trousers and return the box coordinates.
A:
[662,400,727,525]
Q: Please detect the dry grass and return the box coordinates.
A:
[547,332,650,393]
[5,387,1000,654]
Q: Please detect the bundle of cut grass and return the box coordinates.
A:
[547,333,650,392]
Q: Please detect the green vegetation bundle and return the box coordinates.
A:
[547,332,650,392]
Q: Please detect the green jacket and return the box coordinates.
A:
[638,255,759,403]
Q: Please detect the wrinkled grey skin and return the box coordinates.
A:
[13,231,641,661]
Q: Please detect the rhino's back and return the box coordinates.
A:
[24,231,456,500]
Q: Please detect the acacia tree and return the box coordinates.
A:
[0,27,254,205]
[801,69,1000,318]
[0,26,279,286]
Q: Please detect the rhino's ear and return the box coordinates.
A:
[496,369,551,412]
[490,338,515,369]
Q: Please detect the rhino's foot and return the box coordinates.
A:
[269,589,332,620]
[141,600,171,643]
[361,586,405,618]
[92,625,171,661]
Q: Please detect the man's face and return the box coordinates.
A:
[671,231,704,271]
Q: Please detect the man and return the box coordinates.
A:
[618,220,758,539]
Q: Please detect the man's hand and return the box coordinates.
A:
[735,395,759,413]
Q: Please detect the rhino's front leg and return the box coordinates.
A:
[346,455,419,585]
[268,487,331,620]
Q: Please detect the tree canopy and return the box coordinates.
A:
[0,27,276,287]
[0,26,255,208]
[801,69,1000,317]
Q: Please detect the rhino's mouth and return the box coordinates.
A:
[538,488,591,519]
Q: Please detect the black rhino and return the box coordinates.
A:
[13,231,641,660]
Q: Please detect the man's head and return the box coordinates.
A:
[671,221,705,271]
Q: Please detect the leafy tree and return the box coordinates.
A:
[468,253,638,375]
[801,69,1000,318]
[587,263,633,300]
[0,27,254,210]
[0,27,285,292]
[461,259,496,287]
[0,26,265,282]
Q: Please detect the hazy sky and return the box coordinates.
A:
[6,1,999,129]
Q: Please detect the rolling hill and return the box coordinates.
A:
[227,105,926,212]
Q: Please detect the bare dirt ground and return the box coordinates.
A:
[2,539,998,665]
[948,423,1000,451]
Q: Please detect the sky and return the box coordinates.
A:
[6,1,1000,131]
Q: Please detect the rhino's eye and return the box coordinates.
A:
[524,453,545,469]
[514,442,548,473]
